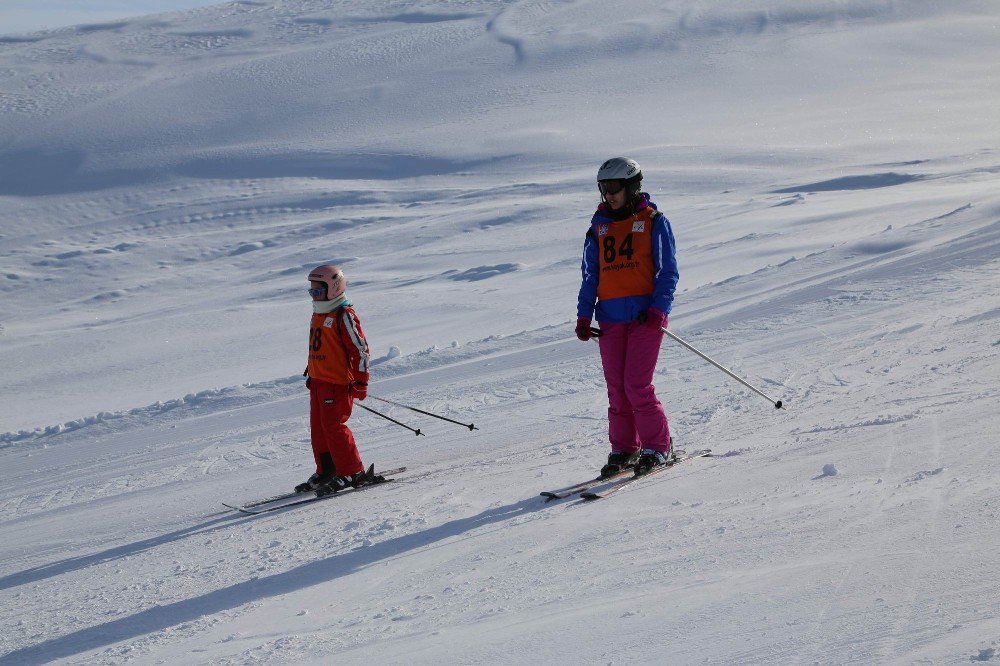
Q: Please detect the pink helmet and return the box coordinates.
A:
[308,264,347,300]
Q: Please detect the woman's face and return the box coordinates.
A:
[600,179,628,211]
[603,187,627,211]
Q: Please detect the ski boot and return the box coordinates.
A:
[633,448,675,477]
[601,450,640,478]
[295,471,333,493]
[315,471,367,497]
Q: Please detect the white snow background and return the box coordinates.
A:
[2,1,999,663]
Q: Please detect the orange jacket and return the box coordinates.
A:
[307,305,371,386]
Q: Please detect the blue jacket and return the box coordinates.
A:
[576,193,678,323]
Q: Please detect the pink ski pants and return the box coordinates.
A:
[597,320,671,453]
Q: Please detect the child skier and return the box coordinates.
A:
[575,157,679,477]
[298,264,371,496]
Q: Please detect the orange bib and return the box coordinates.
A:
[307,311,353,384]
[594,207,656,300]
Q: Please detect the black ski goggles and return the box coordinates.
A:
[599,179,626,196]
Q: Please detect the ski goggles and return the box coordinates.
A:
[599,179,626,196]
[307,287,327,298]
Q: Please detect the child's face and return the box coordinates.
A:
[309,281,327,301]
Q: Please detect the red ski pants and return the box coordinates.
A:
[597,320,671,453]
[309,379,365,477]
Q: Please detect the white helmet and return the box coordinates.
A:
[597,157,643,204]
[597,157,641,182]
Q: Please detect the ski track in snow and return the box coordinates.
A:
[2,0,1000,664]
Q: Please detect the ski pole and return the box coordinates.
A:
[356,403,425,436]
[589,326,784,409]
[662,328,784,409]
[368,394,478,431]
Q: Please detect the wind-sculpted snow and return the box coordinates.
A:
[358,11,486,25]
[772,172,926,193]
[1,0,1000,663]
[175,151,497,182]
[447,263,523,281]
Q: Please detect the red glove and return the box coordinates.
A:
[349,381,368,401]
[642,308,667,330]
[575,317,593,341]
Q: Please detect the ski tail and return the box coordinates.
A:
[540,466,635,501]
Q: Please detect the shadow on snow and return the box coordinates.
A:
[1,497,546,665]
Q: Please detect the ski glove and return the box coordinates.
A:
[349,381,368,401]
[575,317,593,341]
[639,308,667,331]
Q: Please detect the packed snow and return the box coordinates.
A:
[1,0,999,663]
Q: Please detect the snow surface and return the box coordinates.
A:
[2,0,999,663]
[0,1,223,36]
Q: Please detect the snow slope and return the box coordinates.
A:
[1,0,999,663]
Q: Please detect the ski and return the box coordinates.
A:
[580,450,712,501]
[224,466,406,514]
[540,466,636,501]
[228,489,301,510]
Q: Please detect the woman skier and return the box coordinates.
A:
[575,157,679,477]
[298,264,371,496]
